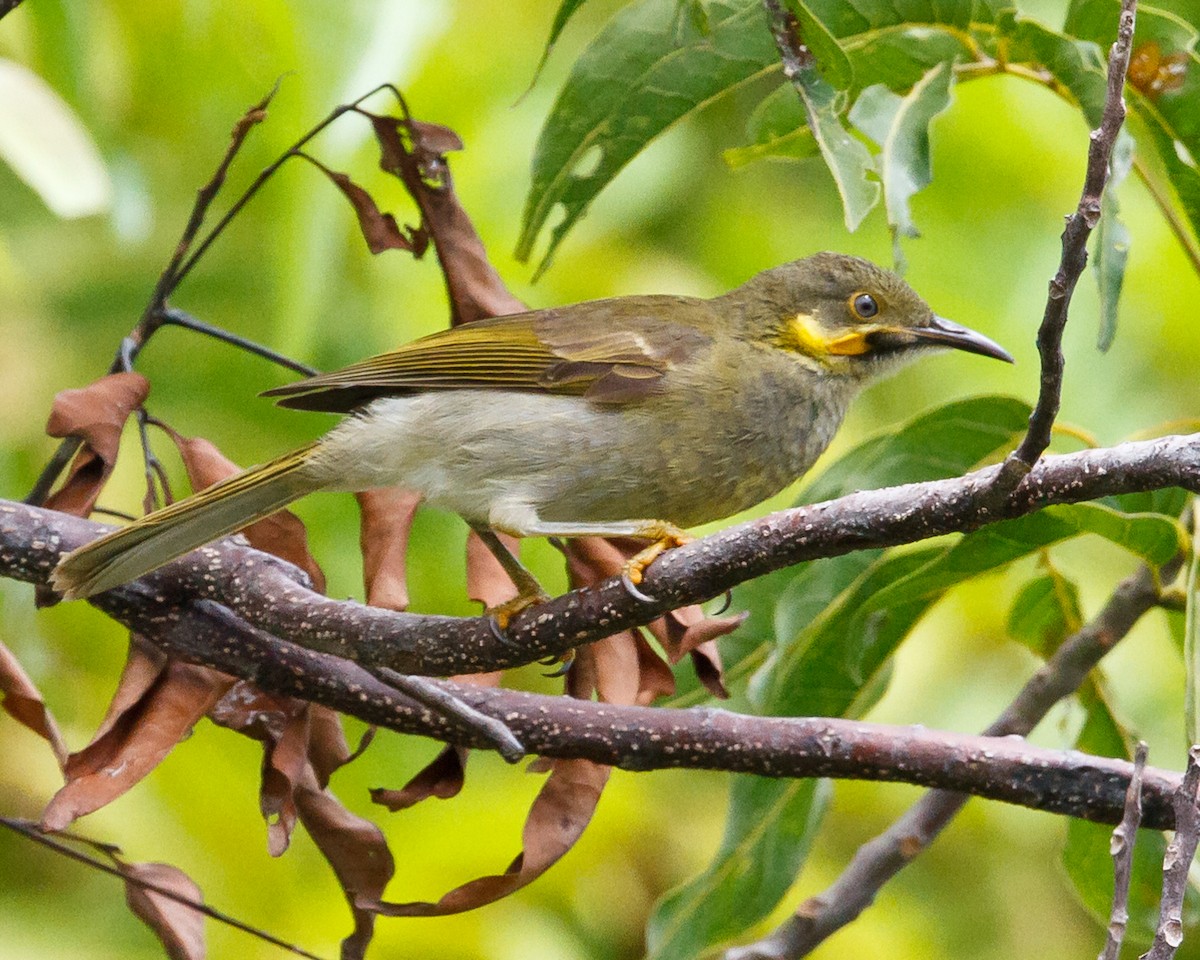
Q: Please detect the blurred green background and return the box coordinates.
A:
[1,1,1199,958]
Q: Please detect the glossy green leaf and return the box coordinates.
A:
[1007,569,1084,657]
[645,777,830,960]
[850,62,955,265]
[1095,129,1134,351]
[517,0,777,274]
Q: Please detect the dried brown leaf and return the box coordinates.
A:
[43,372,150,517]
[364,757,608,916]
[307,155,415,255]
[466,529,521,608]
[0,639,67,765]
[170,434,326,592]
[295,770,395,960]
[364,111,523,325]
[356,486,422,610]
[370,746,468,811]
[120,860,206,960]
[43,659,234,831]
[208,682,309,856]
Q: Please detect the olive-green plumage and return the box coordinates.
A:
[52,253,1011,601]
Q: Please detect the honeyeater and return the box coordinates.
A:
[51,253,1012,618]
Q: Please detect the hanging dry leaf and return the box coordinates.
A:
[295,768,395,960]
[42,371,150,517]
[167,433,326,592]
[0,638,68,765]
[365,112,524,325]
[305,154,419,255]
[42,658,234,832]
[356,486,422,610]
[364,757,608,917]
[119,860,206,960]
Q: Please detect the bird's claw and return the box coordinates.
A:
[485,590,550,646]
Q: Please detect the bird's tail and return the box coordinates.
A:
[52,443,324,600]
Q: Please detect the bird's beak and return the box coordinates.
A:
[908,316,1014,363]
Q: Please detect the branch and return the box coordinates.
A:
[4,434,1196,676]
[1003,0,1137,475]
[13,582,1195,830]
[726,560,1175,960]
[1145,747,1200,959]
[1100,741,1147,960]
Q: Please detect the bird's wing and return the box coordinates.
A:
[262,297,713,412]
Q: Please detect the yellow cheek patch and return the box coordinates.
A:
[781,314,872,360]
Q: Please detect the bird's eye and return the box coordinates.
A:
[852,293,879,319]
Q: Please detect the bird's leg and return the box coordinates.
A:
[468,523,551,633]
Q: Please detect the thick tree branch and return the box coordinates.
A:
[3,434,1196,677]
[13,582,1192,831]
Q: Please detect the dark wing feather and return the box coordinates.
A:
[262,298,713,412]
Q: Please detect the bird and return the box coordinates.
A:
[51,252,1012,622]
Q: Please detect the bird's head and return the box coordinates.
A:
[729,252,1013,379]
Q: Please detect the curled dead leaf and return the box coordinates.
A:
[42,371,150,517]
[363,757,607,917]
[119,860,206,960]
[42,656,234,832]
[0,638,67,765]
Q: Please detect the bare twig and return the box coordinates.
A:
[0,816,328,960]
[1100,740,1148,960]
[726,562,1175,960]
[998,0,1138,485]
[1144,746,1200,959]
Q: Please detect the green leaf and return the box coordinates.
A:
[784,0,854,89]
[645,777,829,960]
[723,83,818,168]
[1007,569,1084,657]
[780,56,880,231]
[1095,129,1134,351]
[517,0,777,274]
[850,62,955,265]
[527,0,592,90]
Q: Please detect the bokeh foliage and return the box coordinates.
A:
[2,1,1200,959]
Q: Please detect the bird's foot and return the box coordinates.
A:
[485,588,552,645]
[620,522,694,595]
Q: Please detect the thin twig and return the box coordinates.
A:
[996,0,1138,487]
[1144,746,1200,959]
[159,308,318,378]
[0,816,329,960]
[1100,740,1148,960]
